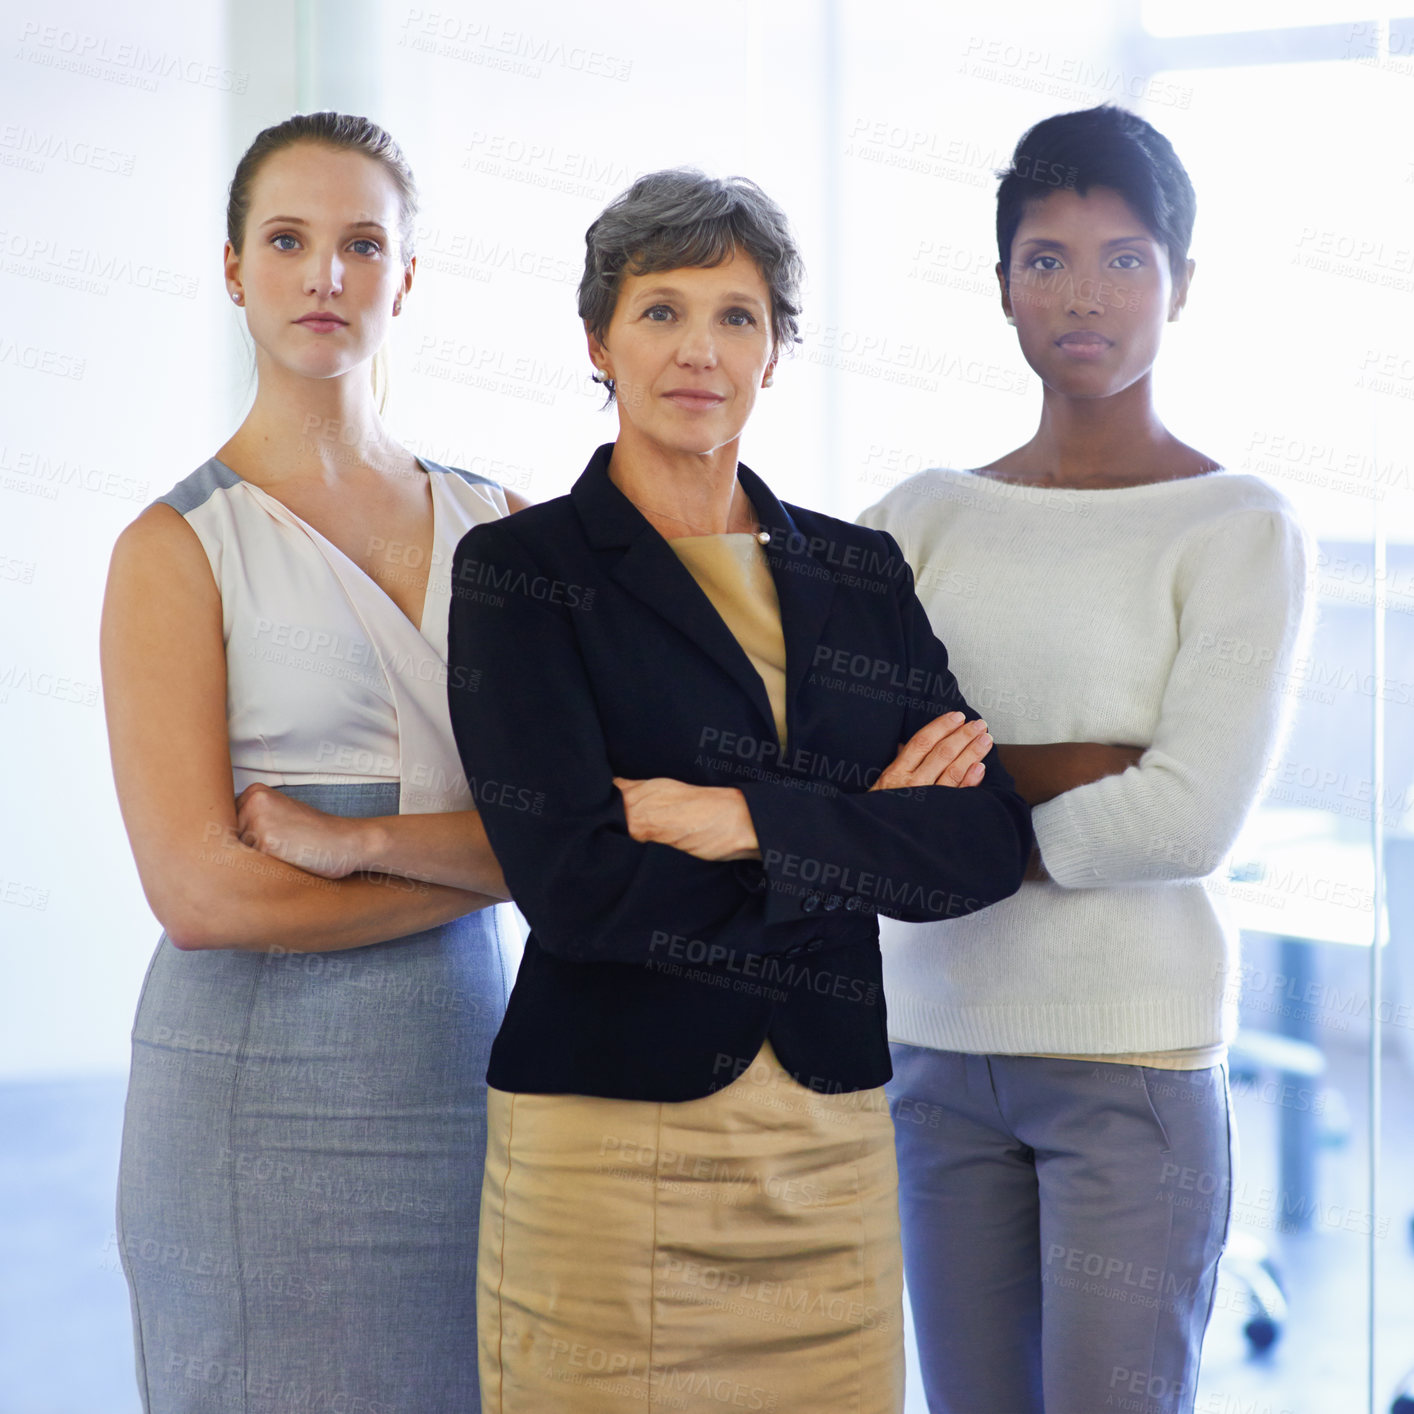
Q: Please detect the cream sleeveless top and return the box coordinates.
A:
[153,456,509,814]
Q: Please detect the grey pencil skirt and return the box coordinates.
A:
[116,782,511,1414]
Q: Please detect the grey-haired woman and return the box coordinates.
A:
[446,168,1033,1412]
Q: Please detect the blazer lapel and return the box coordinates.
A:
[737,464,837,730]
[572,444,779,743]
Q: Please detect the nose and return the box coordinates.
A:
[674,317,718,369]
[1064,264,1107,318]
[303,247,343,301]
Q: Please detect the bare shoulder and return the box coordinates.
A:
[103,502,222,652]
[108,502,216,590]
[503,488,533,514]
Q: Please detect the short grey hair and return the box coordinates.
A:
[578,168,804,401]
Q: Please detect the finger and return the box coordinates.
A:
[902,719,992,788]
[943,731,993,786]
[913,719,988,783]
[870,714,969,789]
[889,712,968,776]
[927,726,994,787]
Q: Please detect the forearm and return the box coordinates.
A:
[993,742,1144,807]
[351,810,511,897]
[160,838,495,951]
[739,770,1033,923]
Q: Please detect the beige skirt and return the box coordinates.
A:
[477,1040,904,1413]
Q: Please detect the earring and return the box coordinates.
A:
[763,371,774,387]
[1005,315,1016,325]
[231,291,243,305]
[393,298,402,315]
[591,369,612,384]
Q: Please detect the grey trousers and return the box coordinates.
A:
[887,1043,1232,1414]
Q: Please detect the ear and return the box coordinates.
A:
[1169,257,1195,321]
[223,240,242,303]
[586,322,610,380]
[996,261,1014,323]
[761,353,778,388]
[399,253,416,304]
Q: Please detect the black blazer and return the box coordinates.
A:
[447,443,1032,1101]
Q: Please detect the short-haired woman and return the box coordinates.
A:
[103,113,523,1412]
[446,168,1033,1413]
[860,104,1311,1414]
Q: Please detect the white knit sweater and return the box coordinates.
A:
[857,468,1311,1059]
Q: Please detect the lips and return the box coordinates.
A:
[296,313,347,331]
[1055,331,1112,360]
[663,389,726,409]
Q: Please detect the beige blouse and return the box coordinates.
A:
[669,533,787,748]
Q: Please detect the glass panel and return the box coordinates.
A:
[1143,50,1407,1414]
[1142,2,1391,38]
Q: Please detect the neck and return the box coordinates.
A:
[1016,374,1181,487]
[219,351,405,486]
[607,423,753,538]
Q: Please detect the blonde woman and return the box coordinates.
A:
[102,113,523,1412]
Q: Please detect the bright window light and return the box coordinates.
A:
[1143,1,1393,37]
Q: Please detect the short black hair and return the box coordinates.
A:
[995,104,1196,287]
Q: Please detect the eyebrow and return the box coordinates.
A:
[1016,235,1155,250]
[257,216,390,232]
[633,285,768,306]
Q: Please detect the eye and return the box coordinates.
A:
[1111,253,1143,269]
[1029,254,1063,272]
[723,308,758,327]
[643,304,674,322]
[349,238,382,256]
[271,233,300,251]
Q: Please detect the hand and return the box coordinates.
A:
[870,712,993,792]
[234,782,365,879]
[613,777,760,862]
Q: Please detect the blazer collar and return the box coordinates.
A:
[569,443,836,749]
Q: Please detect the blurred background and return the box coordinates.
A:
[1,1,1410,1409]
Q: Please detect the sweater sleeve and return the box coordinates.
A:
[1032,505,1312,888]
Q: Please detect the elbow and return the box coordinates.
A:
[1008,818,1035,897]
[145,878,213,950]
[912,833,1033,922]
[162,913,217,951]
[161,899,239,950]
[1045,829,1238,889]
[149,876,241,951]
[991,802,1034,903]
[1037,776,1246,888]
[1130,809,1244,884]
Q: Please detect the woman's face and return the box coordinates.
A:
[588,249,776,460]
[224,142,413,384]
[999,185,1191,401]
